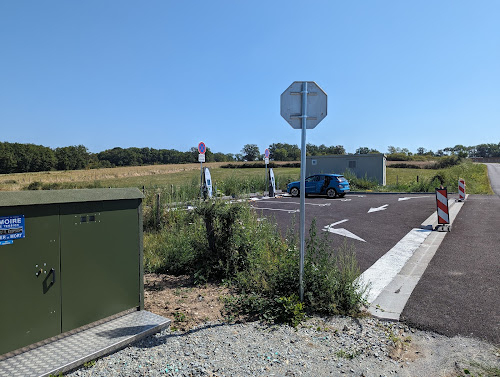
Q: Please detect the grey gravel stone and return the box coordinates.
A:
[65,316,499,377]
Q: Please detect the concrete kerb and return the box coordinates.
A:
[366,194,468,322]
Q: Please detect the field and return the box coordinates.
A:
[0,162,301,194]
[0,161,493,195]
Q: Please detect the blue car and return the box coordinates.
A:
[287,174,350,198]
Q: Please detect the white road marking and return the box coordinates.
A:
[326,219,349,227]
[357,228,432,303]
[251,206,298,214]
[398,196,431,201]
[324,228,366,242]
[257,200,331,207]
[367,204,388,213]
[322,219,366,242]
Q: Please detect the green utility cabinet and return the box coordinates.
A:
[0,188,144,357]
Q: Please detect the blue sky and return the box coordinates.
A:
[1,1,499,155]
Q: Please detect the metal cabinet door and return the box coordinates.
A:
[60,200,140,332]
[0,206,61,356]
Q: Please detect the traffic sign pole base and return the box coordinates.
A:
[435,224,452,232]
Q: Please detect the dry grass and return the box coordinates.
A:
[386,160,437,168]
[0,161,299,191]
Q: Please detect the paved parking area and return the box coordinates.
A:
[250,193,438,272]
[251,192,499,345]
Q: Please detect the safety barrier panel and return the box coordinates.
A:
[458,178,466,201]
[436,188,450,224]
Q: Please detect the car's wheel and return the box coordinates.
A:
[290,187,299,197]
[326,188,337,198]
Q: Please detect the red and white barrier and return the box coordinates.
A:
[435,188,450,224]
[458,178,466,201]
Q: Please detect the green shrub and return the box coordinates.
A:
[144,200,368,326]
[23,180,103,190]
[221,162,300,169]
[389,163,421,169]
[26,181,43,190]
[427,155,460,169]
[343,170,379,190]
[304,220,367,315]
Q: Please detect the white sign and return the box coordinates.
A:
[280,81,327,129]
[265,157,269,165]
[198,154,205,163]
[204,167,213,198]
[269,168,276,197]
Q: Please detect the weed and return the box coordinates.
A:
[174,311,186,322]
[335,349,361,359]
[460,361,500,377]
[145,199,367,327]
[83,360,96,368]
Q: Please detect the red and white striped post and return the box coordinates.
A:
[435,187,451,231]
[458,178,466,201]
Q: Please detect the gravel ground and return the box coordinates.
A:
[66,316,499,377]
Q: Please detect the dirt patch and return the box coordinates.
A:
[144,274,232,331]
[143,274,500,376]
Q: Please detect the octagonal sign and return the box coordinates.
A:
[280,81,327,129]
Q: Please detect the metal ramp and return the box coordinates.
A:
[0,310,170,377]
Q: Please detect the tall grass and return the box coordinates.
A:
[144,200,367,325]
[386,160,493,194]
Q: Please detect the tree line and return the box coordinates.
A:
[1,141,499,174]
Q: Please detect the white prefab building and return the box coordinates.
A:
[306,154,386,186]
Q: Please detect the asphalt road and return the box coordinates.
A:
[486,163,500,195]
[251,193,437,273]
[402,194,500,345]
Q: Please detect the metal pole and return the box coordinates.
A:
[156,193,161,230]
[200,161,203,199]
[265,162,268,195]
[299,81,308,302]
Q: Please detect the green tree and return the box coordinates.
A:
[269,143,300,161]
[55,145,90,170]
[0,142,17,173]
[241,144,260,161]
[416,147,427,155]
[355,147,370,154]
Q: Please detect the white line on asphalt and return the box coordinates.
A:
[364,198,466,321]
[277,200,332,207]
[325,219,349,227]
[323,219,366,242]
[357,228,432,303]
[251,206,298,214]
[367,204,389,213]
[324,227,366,242]
[398,196,431,201]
